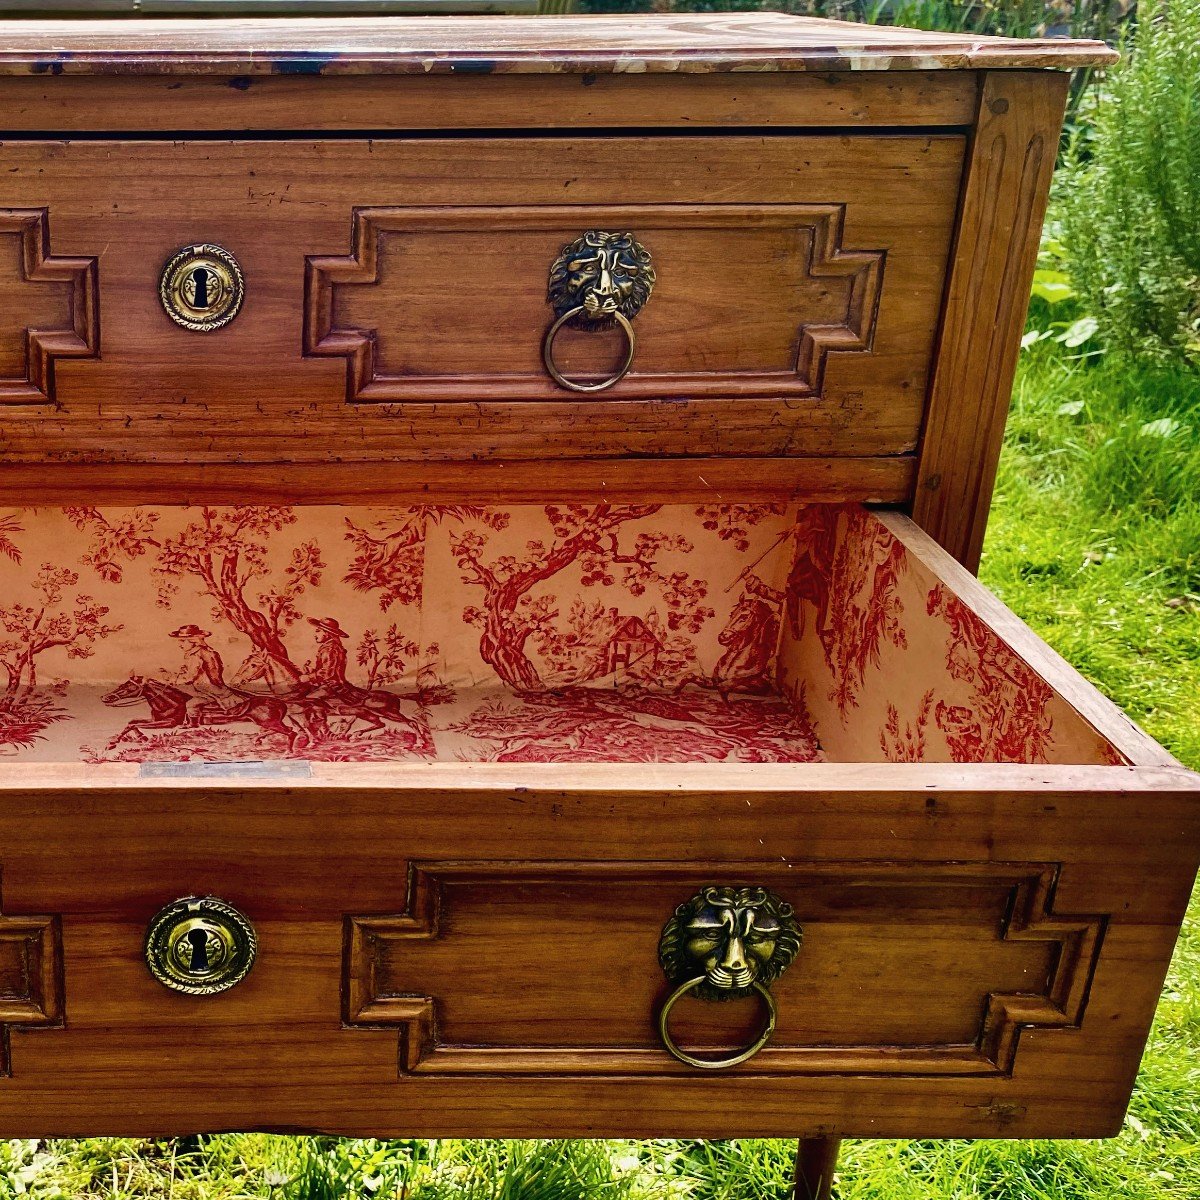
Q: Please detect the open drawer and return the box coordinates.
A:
[0,501,1195,1137]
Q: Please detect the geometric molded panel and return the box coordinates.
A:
[0,208,99,404]
[305,205,884,404]
[0,899,64,1077]
[344,860,1104,1078]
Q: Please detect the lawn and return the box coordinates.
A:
[3,343,1198,1199]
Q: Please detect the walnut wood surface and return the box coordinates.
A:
[307,203,885,403]
[0,135,960,465]
[346,860,1104,1077]
[0,15,1117,77]
[0,72,979,132]
[795,1137,841,1200]
[0,457,916,505]
[0,763,1194,1137]
[0,19,1189,1150]
[912,72,1068,570]
[0,208,98,404]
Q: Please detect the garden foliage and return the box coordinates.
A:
[1062,0,1200,366]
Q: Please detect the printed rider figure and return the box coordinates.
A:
[169,624,232,725]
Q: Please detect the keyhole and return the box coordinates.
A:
[186,927,212,972]
[190,266,211,310]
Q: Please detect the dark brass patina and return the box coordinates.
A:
[159,243,245,332]
[542,230,655,392]
[657,885,801,1069]
[144,895,257,995]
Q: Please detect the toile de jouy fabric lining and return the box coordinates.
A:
[0,502,1122,765]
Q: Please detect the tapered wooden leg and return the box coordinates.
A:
[793,1136,841,1200]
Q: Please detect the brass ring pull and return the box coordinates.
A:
[542,305,636,393]
[543,229,655,394]
[656,885,801,1071]
[658,975,777,1070]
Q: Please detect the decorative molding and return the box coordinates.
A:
[344,859,1105,1078]
[912,72,1069,571]
[0,898,64,1077]
[305,205,883,404]
[0,208,100,405]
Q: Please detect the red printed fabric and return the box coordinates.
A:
[0,504,1120,765]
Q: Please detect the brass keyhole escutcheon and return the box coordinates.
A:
[145,896,257,995]
[159,244,245,332]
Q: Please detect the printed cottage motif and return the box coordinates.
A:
[0,504,1121,766]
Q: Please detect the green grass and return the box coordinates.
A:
[4,348,1200,1200]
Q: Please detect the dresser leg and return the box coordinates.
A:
[793,1136,841,1200]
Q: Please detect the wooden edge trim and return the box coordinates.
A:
[0,71,981,133]
[877,510,1181,769]
[0,759,1195,794]
[0,457,915,506]
[912,70,1068,570]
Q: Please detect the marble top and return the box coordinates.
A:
[0,13,1118,76]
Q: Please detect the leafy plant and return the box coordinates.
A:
[1062,0,1200,367]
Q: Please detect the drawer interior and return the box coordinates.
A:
[0,501,1124,767]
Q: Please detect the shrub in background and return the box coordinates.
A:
[1062,0,1200,367]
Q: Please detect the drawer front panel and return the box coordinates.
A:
[348,860,1100,1078]
[0,135,962,463]
[0,776,1193,1139]
[309,204,884,402]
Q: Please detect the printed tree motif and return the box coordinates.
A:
[803,507,909,718]
[65,507,161,583]
[155,507,322,685]
[356,624,422,690]
[0,513,21,564]
[0,563,122,696]
[451,503,711,691]
[345,506,508,612]
[880,690,934,762]
[0,516,121,752]
[695,502,787,552]
[926,584,1054,763]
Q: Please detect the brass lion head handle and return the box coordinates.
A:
[543,230,656,393]
[657,885,801,1070]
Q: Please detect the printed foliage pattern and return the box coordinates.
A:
[0,504,1123,766]
[775,505,1124,767]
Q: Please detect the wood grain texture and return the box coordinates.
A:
[0,766,1193,1137]
[0,907,62,1076]
[306,204,884,403]
[0,457,916,506]
[345,860,1104,1077]
[0,135,961,465]
[0,72,979,133]
[0,209,99,404]
[0,15,1118,77]
[795,1137,841,1200]
[0,21,1189,1154]
[912,72,1069,570]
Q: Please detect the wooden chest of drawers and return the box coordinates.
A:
[0,13,1196,1183]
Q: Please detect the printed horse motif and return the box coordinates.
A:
[712,584,783,695]
[102,674,303,751]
